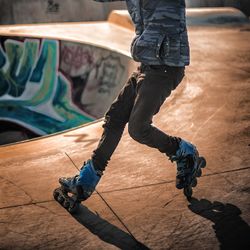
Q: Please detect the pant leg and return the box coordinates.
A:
[128,65,185,156]
[91,72,138,171]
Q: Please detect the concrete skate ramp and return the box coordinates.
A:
[0,22,137,142]
[109,7,249,31]
[187,7,249,25]
[186,0,250,17]
[1,19,250,250]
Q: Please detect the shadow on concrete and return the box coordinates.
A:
[188,198,250,250]
[71,204,149,250]
[64,133,99,145]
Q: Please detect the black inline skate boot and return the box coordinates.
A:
[170,139,206,198]
[53,160,103,213]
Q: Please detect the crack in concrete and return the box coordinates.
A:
[0,175,33,203]
[5,227,33,238]
[34,203,58,216]
[0,221,19,224]
[143,220,159,242]
[163,193,180,208]
[239,187,250,193]
[99,166,250,195]
[0,200,54,210]
[167,213,184,249]
[221,175,236,188]
[202,166,250,177]
[0,166,249,211]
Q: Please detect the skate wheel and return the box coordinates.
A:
[184,186,193,199]
[192,178,197,187]
[53,189,59,200]
[68,202,79,214]
[199,157,206,168]
[196,168,202,177]
[63,200,70,209]
[57,194,65,204]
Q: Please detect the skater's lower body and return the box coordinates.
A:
[60,64,203,200]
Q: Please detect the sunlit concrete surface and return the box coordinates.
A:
[0,11,250,250]
[0,21,134,57]
[103,7,249,31]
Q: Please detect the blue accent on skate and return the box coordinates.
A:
[171,139,200,189]
[77,160,101,189]
[176,139,198,160]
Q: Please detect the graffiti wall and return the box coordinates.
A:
[0,37,134,137]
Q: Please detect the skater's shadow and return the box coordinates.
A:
[188,198,250,250]
[70,204,149,250]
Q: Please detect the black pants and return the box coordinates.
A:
[92,64,185,171]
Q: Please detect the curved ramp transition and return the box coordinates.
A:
[0,12,250,250]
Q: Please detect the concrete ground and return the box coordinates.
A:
[0,24,250,250]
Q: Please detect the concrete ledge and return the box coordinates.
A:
[187,7,249,25]
[108,10,134,31]
[108,7,249,30]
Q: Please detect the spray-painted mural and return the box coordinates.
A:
[60,41,126,118]
[0,37,130,137]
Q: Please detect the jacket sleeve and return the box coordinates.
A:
[94,0,125,2]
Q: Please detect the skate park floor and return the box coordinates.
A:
[1,17,250,250]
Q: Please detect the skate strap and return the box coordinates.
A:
[177,168,192,176]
